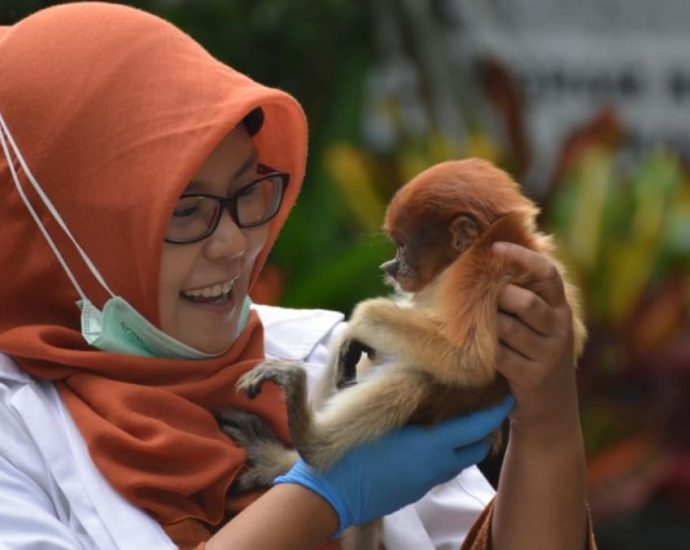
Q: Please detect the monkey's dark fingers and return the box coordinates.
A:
[492,242,567,307]
[497,285,553,338]
[337,339,370,388]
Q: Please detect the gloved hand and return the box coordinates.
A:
[274,396,514,535]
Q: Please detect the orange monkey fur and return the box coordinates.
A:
[235,157,586,469]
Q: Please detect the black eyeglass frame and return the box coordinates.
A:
[165,166,290,244]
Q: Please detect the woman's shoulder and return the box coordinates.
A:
[0,353,45,436]
[0,354,73,532]
[0,353,176,549]
[0,353,65,471]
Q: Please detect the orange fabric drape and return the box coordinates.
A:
[0,1,307,530]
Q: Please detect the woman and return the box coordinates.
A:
[0,3,594,549]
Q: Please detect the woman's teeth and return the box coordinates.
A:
[181,280,235,302]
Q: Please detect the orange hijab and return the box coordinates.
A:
[0,3,306,527]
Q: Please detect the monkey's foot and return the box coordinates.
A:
[236,358,305,399]
[218,408,297,494]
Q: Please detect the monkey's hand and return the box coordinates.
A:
[492,242,581,443]
[275,397,514,536]
[218,408,298,494]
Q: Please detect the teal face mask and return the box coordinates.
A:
[78,295,253,359]
[0,111,251,360]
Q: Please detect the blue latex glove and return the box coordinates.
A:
[274,396,514,535]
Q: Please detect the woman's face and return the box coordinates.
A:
[158,125,268,353]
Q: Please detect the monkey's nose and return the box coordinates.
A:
[380,259,399,278]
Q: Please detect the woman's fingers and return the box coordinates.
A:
[497,284,552,338]
[493,242,567,308]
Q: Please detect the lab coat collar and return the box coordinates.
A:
[255,304,344,360]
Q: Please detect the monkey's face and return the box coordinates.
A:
[381,221,459,292]
[381,157,542,294]
[380,236,419,292]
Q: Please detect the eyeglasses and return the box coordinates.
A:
[165,165,289,244]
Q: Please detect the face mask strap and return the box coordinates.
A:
[0,112,115,301]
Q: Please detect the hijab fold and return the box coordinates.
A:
[0,2,307,525]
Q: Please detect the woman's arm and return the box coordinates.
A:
[209,398,513,550]
[493,374,587,549]
[207,484,338,550]
[490,242,589,550]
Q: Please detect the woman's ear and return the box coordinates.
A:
[449,214,480,253]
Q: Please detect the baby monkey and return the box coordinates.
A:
[222,158,586,548]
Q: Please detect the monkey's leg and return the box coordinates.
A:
[218,408,298,494]
[236,359,317,463]
[303,368,432,470]
[237,359,432,472]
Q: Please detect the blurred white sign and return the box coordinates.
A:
[448,0,690,187]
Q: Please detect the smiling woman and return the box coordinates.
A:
[158,126,270,354]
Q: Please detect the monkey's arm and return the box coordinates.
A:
[344,298,496,387]
[345,298,448,360]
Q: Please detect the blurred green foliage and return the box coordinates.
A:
[547,148,689,328]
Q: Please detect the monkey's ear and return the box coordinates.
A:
[449,214,480,252]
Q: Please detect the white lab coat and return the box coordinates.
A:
[0,305,495,549]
